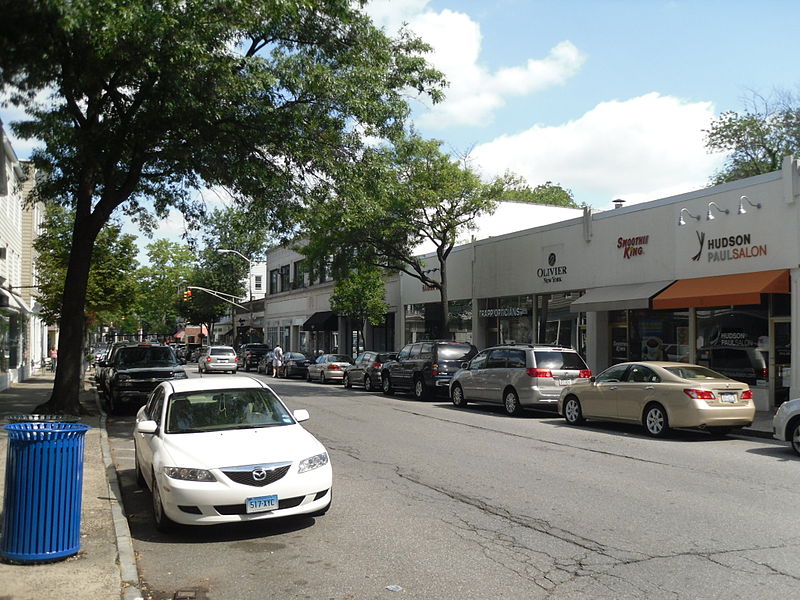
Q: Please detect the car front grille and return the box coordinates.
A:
[221,464,291,487]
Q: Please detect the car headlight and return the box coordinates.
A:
[173,371,188,379]
[162,466,216,482]
[298,452,329,474]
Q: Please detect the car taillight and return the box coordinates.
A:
[526,368,552,378]
[371,362,382,369]
[432,363,439,376]
[683,388,715,400]
[234,357,239,362]
[759,367,768,378]
[327,364,341,371]
[741,390,753,400]
[205,357,212,362]
[578,369,592,378]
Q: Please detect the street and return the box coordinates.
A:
[106,370,800,600]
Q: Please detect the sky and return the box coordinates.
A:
[3,0,800,248]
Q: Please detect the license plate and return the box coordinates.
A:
[218,359,228,362]
[246,495,278,513]
[557,378,573,386]
[720,393,737,403]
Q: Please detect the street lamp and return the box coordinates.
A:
[217,248,253,343]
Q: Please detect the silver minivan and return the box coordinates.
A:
[197,346,239,374]
[449,344,591,416]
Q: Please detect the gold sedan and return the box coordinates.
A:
[558,362,755,437]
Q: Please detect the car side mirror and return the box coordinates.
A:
[136,420,158,434]
[293,409,310,422]
[590,376,596,383]
[461,361,469,369]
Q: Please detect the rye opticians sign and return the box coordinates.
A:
[617,234,649,259]
[691,232,767,263]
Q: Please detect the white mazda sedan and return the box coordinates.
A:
[134,376,332,532]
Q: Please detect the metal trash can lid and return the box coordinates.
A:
[4,422,91,440]
[5,414,81,423]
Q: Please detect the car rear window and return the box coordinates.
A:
[210,348,234,355]
[664,365,730,380]
[534,350,587,370]
[436,344,475,360]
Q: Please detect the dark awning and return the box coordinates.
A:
[302,311,338,331]
[569,281,674,312]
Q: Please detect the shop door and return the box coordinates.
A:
[770,318,791,407]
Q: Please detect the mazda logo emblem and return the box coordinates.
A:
[252,468,267,481]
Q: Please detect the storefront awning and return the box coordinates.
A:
[652,269,790,310]
[302,311,338,331]
[0,289,29,313]
[569,280,675,312]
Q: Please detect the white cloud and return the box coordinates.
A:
[365,1,585,128]
[471,93,727,209]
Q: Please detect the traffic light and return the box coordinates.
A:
[183,289,193,302]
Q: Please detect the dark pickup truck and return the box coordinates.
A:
[105,344,187,414]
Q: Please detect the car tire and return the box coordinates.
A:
[364,376,373,392]
[563,395,584,425]
[382,374,394,395]
[644,403,670,438]
[320,372,327,384]
[451,384,467,408]
[343,373,352,389]
[152,474,176,533]
[503,388,523,416]
[790,420,800,456]
[413,377,429,401]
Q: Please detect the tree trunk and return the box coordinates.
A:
[35,211,98,415]
[438,257,450,340]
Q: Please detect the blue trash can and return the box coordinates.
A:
[1,422,91,563]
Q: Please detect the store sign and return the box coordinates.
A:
[537,252,567,283]
[479,308,528,317]
[617,234,649,259]
[691,231,767,263]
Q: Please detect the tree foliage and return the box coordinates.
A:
[705,90,800,185]
[329,266,389,349]
[33,204,139,328]
[0,0,443,411]
[500,180,579,208]
[304,133,510,339]
[135,240,195,335]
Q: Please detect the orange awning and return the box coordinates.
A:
[652,269,789,310]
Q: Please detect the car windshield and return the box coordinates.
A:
[534,351,587,370]
[664,365,730,380]
[437,344,474,360]
[116,346,178,367]
[165,387,295,433]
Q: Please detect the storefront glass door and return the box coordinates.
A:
[770,318,791,407]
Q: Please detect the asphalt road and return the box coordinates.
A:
[107,369,800,600]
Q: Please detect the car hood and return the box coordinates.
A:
[160,425,326,468]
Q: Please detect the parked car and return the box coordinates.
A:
[104,344,188,414]
[773,397,800,455]
[197,345,239,374]
[96,341,137,395]
[133,376,332,531]
[282,352,312,379]
[381,341,478,400]
[257,351,276,375]
[307,354,354,383]
[343,351,398,392]
[558,361,755,438]
[239,343,271,372]
[449,344,592,416]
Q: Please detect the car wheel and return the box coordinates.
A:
[382,374,394,395]
[563,395,584,425]
[451,384,467,408]
[152,474,176,533]
[790,420,800,456]
[644,403,670,437]
[320,372,327,384]
[343,373,352,389]
[364,376,373,392]
[503,388,523,416]
[413,377,429,401]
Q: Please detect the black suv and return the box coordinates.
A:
[238,343,271,372]
[105,344,187,414]
[381,341,478,400]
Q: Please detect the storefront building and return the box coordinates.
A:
[400,157,800,411]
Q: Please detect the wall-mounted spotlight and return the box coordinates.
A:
[706,201,729,221]
[737,195,761,215]
[678,207,700,226]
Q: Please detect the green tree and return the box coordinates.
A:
[501,180,580,207]
[705,90,800,185]
[329,267,389,351]
[33,204,139,335]
[304,133,510,339]
[1,1,443,412]
[136,240,195,335]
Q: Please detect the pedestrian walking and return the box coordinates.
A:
[272,344,283,378]
[48,347,58,372]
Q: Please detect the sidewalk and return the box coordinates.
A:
[0,373,141,600]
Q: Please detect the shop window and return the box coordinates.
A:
[629,309,689,364]
[279,265,290,292]
[269,269,279,294]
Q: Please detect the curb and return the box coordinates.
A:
[93,390,143,600]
